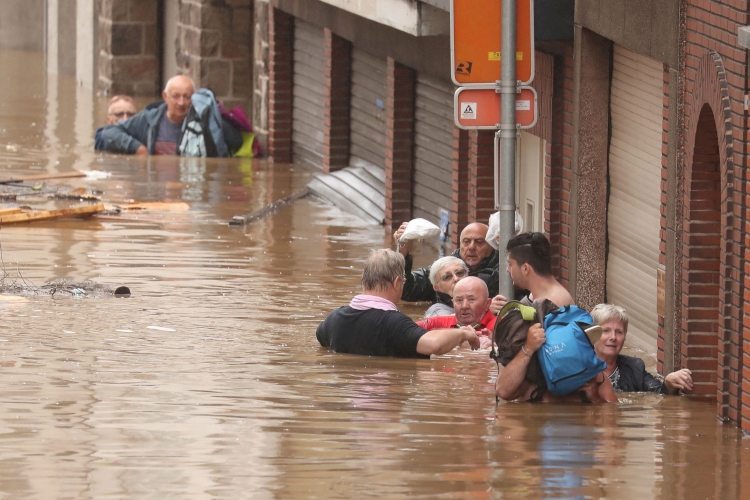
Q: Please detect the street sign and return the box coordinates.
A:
[451,0,534,86]
[454,86,537,130]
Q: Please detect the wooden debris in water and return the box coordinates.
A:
[0,203,104,225]
[0,171,86,185]
[53,187,102,201]
[120,201,190,211]
[229,187,309,226]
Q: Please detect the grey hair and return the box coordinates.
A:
[361,249,405,292]
[164,75,196,94]
[428,256,469,286]
[590,303,629,334]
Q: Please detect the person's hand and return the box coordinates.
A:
[490,294,508,314]
[523,323,546,354]
[478,335,493,349]
[392,222,412,255]
[135,145,148,156]
[458,326,480,350]
[664,368,693,393]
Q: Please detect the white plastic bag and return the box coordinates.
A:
[400,218,441,241]
[487,211,524,249]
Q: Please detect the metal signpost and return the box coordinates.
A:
[450,0,535,300]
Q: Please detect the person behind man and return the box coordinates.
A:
[393,222,499,305]
[591,303,693,394]
[316,249,480,358]
[417,277,496,349]
[422,256,469,318]
[106,95,138,124]
[493,232,616,402]
[96,75,200,156]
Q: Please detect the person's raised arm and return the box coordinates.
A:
[417,325,479,356]
[393,221,412,256]
[495,323,545,401]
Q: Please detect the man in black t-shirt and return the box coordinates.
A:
[317,249,480,358]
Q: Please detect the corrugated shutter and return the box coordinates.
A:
[292,20,325,169]
[413,74,453,230]
[350,49,387,170]
[606,45,663,350]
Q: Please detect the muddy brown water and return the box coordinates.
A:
[0,49,748,499]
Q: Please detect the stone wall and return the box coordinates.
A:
[177,0,253,110]
[98,0,160,96]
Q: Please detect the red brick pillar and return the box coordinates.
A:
[323,29,351,173]
[451,127,470,247]
[550,48,575,284]
[267,8,293,163]
[469,130,495,225]
[384,57,415,229]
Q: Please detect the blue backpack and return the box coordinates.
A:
[538,305,606,396]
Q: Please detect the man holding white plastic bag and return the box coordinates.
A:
[393,219,500,312]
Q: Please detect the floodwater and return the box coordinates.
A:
[0,49,748,499]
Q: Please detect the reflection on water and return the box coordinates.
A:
[0,48,748,499]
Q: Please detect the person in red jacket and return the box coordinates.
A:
[417,277,495,349]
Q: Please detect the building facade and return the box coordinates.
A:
[3,0,750,430]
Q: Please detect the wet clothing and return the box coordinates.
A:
[401,249,500,304]
[96,102,171,155]
[417,309,497,333]
[154,113,182,155]
[316,306,428,358]
[423,302,454,318]
[95,100,232,157]
[611,354,666,394]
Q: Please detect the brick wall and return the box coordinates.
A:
[98,0,159,96]
[469,131,495,225]
[451,128,470,248]
[176,0,253,110]
[267,8,293,163]
[384,58,416,229]
[548,46,575,286]
[683,0,746,427]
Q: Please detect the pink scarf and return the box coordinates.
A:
[349,294,398,312]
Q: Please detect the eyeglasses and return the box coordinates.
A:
[110,111,136,119]
[440,268,468,282]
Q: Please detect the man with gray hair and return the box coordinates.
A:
[317,249,481,358]
[96,75,229,157]
[423,256,469,318]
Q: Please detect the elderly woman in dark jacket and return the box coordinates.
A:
[591,304,694,394]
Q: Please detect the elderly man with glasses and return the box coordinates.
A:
[106,95,138,124]
[317,249,481,358]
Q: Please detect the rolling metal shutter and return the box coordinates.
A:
[413,74,453,231]
[292,20,325,169]
[606,45,663,350]
[349,49,387,170]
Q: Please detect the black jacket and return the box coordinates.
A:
[615,354,666,394]
[401,248,500,303]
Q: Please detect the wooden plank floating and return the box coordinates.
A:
[0,203,105,225]
[0,208,22,216]
[0,171,86,185]
[229,187,310,226]
[120,202,190,211]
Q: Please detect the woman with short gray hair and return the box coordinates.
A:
[591,303,693,394]
[423,256,469,318]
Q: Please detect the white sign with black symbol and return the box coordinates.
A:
[516,100,531,111]
[461,102,477,119]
